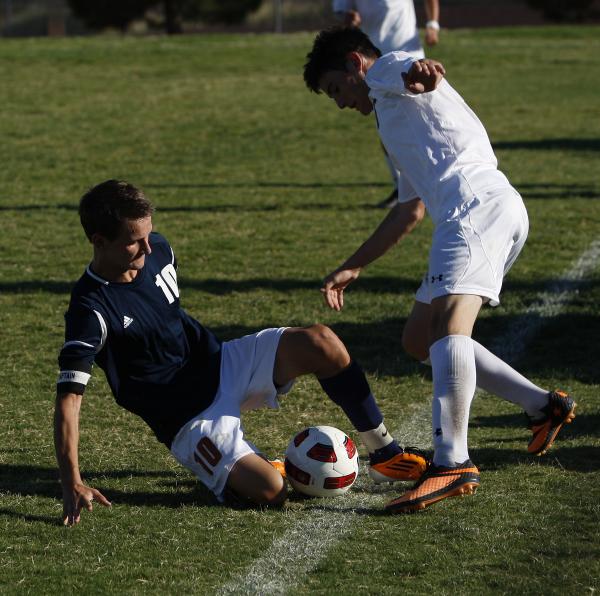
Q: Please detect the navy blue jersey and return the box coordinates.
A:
[57,232,222,447]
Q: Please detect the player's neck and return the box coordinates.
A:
[90,258,139,283]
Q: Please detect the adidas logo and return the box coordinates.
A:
[123,315,134,329]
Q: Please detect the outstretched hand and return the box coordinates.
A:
[402,59,445,94]
[320,267,361,311]
[62,482,111,526]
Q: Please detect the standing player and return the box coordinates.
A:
[54,179,428,525]
[303,28,576,513]
[332,0,440,208]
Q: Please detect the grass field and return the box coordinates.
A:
[1,25,599,594]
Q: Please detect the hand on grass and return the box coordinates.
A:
[402,59,445,93]
[321,267,361,311]
[62,482,111,526]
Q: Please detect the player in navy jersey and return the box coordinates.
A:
[55,179,429,525]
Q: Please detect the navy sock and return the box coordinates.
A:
[318,360,384,432]
[370,441,402,463]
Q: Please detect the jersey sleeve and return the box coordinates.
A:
[367,53,421,98]
[57,305,107,396]
[396,171,419,203]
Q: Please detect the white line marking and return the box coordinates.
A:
[216,238,600,596]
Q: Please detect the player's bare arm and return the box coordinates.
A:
[424,0,440,46]
[402,59,445,94]
[321,198,425,310]
[54,392,111,526]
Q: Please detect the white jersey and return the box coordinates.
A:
[333,0,424,57]
[366,52,511,226]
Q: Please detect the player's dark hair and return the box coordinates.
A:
[79,179,155,241]
[304,26,381,93]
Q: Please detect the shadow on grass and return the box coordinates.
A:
[472,410,600,437]
[493,138,600,152]
[0,274,596,298]
[0,464,217,524]
[471,444,600,473]
[518,183,600,200]
[0,509,64,526]
[144,181,389,190]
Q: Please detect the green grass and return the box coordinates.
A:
[1,26,599,594]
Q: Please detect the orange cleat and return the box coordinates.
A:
[270,459,286,479]
[528,390,576,456]
[385,459,480,514]
[369,448,429,483]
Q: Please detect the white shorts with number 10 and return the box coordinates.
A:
[170,327,291,500]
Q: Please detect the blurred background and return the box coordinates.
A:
[1,0,599,38]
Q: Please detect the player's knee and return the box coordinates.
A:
[227,455,288,508]
[256,480,288,507]
[304,324,350,370]
[401,327,429,362]
[243,475,287,507]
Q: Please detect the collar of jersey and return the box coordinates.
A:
[86,264,146,286]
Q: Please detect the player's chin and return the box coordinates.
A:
[130,255,146,269]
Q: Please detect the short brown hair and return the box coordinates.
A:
[304,26,381,93]
[79,179,155,241]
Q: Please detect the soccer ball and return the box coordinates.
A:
[284,425,359,497]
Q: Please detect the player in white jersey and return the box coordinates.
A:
[304,27,576,513]
[333,0,439,57]
[332,0,440,208]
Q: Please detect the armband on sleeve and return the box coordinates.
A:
[57,307,106,395]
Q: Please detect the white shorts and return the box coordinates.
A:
[415,187,529,306]
[170,327,292,500]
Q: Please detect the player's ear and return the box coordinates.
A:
[346,51,365,75]
[90,233,106,249]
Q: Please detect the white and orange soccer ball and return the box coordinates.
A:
[284,425,359,497]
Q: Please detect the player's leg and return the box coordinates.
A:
[387,294,482,514]
[402,299,431,362]
[402,298,574,455]
[429,293,482,466]
[274,325,428,481]
[170,407,286,508]
[226,453,287,507]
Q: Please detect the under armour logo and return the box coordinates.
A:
[434,428,443,437]
[430,274,444,283]
[123,315,134,329]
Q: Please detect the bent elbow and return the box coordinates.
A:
[413,199,426,222]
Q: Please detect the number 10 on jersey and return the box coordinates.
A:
[155,264,179,304]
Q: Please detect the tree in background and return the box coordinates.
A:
[67,0,262,34]
[525,0,598,21]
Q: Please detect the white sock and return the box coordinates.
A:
[423,342,548,419]
[430,335,476,467]
[472,341,548,418]
[359,422,394,452]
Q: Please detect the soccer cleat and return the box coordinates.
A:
[528,390,576,456]
[269,459,286,479]
[368,447,429,483]
[376,188,399,209]
[385,460,480,514]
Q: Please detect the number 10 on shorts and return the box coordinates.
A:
[193,437,222,475]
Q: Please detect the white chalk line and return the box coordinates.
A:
[216,238,600,596]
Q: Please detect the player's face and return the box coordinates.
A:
[100,216,153,273]
[319,69,373,115]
